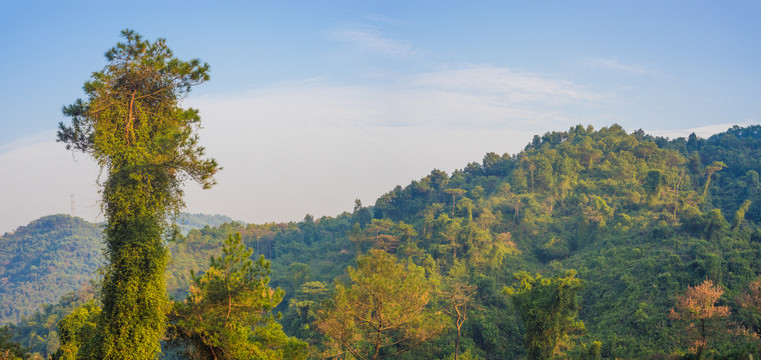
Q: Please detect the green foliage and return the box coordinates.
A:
[315,249,448,360]
[0,325,28,360]
[282,281,330,343]
[586,341,602,360]
[176,213,236,235]
[0,213,246,334]
[644,170,663,202]
[0,215,101,324]
[52,302,100,360]
[733,199,752,231]
[504,270,585,360]
[166,221,248,300]
[352,199,373,228]
[440,261,478,360]
[702,161,727,200]
[167,233,307,360]
[8,283,98,359]
[703,209,729,241]
[8,123,761,359]
[57,29,219,359]
[94,215,168,359]
[349,218,417,254]
[682,126,761,222]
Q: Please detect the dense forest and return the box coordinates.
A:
[0,215,101,324]
[0,213,236,325]
[4,124,761,359]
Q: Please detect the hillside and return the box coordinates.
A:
[0,213,238,326]
[0,215,101,324]
[175,213,238,235]
[158,124,761,359]
[6,124,761,359]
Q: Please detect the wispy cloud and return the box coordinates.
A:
[10,65,697,231]
[647,120,758,139]
[411,66,611,104]
[330,26,414,58]
[194,66,608,130]
[587,58,650,75]
[0,131,52,154]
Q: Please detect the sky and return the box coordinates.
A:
[1,1,760,233]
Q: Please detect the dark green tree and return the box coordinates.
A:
[57,29,219,359]
[0,325,28,360]
[168,233,308,360]
[352,199,373,228]
[286,263,311,293]
[703,209,729,241]
[643,170,663,203]
[444,188,468,217]
[285,281,331,342]
[504,270,585,360]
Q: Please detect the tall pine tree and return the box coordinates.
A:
[57,29,219,359]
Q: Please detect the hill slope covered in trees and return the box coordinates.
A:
[0,213,237,326]
[5,124,761,359]
[0,215,101,324]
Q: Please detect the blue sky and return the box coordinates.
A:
[1,1,760,232]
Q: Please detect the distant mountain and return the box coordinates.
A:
[0,215,101,324]
[0,212,241,325]
[176,213,240,234]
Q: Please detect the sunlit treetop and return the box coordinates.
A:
[57,29,219,218]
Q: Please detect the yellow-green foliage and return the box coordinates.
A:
[168,234,308,360]
[58,29,219,359]
[315,249,448,360]
[53,302,100,360]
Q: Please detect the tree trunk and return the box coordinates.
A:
[454,324,461,360]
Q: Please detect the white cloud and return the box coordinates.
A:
[330,26,414,58]
[411,66,611,104]
[189,66,607,132]
[647,120,758,139]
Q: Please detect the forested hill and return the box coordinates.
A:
[175,213,238,235]
[163,124,761,359]
[362,124,761,357]
[7,124,761,359]
[0,213,236,325]
[0,215,101,324]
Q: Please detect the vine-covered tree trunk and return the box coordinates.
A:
[96,214,167,359]
[58,29,218,359]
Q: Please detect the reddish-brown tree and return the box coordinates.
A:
[669,279,731,357]
[739,276,761,315]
